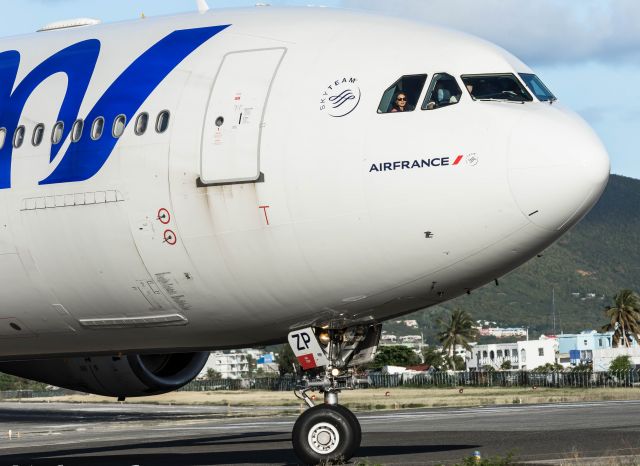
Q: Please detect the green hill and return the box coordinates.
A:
[396,174,640,344]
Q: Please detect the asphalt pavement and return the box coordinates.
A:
[1,399,640,465]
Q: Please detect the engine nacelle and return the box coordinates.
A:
[0,352,209,397]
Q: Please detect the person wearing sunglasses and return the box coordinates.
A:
[390,92,413,112]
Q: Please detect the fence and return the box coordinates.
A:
[178,370,640,392]
[0,388,80,399]
[178,377,298,392]
[2,371,638,399]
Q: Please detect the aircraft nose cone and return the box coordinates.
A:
[508,108,610,231]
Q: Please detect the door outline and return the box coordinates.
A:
[199,47,287,187]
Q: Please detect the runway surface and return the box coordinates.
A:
[1,399,640,465]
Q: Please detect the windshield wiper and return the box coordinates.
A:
[478,98,525,104]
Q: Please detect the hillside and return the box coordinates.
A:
[395,175,640,344]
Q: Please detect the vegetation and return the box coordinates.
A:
[437,309,478,369]
[245,354,256,377]
[205,368,222,380]
[0,373,48,391]
[571,362,593,372]
[422,347,446,369]
[373,345,421,367]
[601,290,640,347]
[446,452,515,466]
[276,343,299,375]
[609,355,632,372]
[500,360,512,370]
[532,363,563,373]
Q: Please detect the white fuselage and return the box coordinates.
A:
[0,8,609,359]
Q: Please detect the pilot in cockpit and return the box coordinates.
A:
[390,93,414,112]
[425,75,462,110]
[426,85,458,110]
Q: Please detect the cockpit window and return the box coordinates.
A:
[461,74,533,102]
[377,74,427,114]
[519,73,556,102]
[422,73,462,110]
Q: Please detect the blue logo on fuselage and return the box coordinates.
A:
[0,25,229,189]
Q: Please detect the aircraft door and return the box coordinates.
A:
[201,48,286,185]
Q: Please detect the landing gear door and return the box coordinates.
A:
[201,48,286,185]
[288,328,330,370]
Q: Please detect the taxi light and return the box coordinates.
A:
[318,331,331,345]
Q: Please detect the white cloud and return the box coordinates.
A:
[341,0,640,65]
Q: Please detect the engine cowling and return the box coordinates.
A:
[0,352,209,397]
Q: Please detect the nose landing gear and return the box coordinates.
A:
[287,324,380,464]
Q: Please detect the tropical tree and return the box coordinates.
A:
[601,290,640,347]
[437,309,478,370]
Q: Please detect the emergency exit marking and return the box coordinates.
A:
[163,229,177,245]
[157,208,171,225]
[259,205,270,225]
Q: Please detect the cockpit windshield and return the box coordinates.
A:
[519,73,556,102]
[461,74,533,102]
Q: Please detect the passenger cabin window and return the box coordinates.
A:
[14,126,25,148]
[52,122,64,145]
[91,117,104,140]
[423,73,462,110]
[71,120,84,143]
[135,113,149,136]
[377,74,427,114]
[519,73,556,102]
[32,124,45,146]
[113,115,126,138]
[156,111,170,133]
[0,128,5,150]
[461,74,533,102]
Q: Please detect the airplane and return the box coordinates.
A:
[0,1,609,464]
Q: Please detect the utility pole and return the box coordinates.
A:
[552,287,557,335]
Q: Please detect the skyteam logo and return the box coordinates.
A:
[369,154,476,173]
[319,77,361,118]
[0,25,229,189]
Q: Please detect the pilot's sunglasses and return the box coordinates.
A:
[397,97,406,101]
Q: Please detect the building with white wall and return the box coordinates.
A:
[477,327,528,338]
[466,337,557,370]
[198,351,250,379]
[555,330,640,367]
[593,347,640,371]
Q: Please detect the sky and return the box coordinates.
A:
[0,0,637,178]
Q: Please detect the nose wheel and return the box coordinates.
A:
[292,404,361,465]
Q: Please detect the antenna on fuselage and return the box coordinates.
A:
[197,0,210,13]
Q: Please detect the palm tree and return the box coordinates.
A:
[437,309,478,370]
[601,290,640,347]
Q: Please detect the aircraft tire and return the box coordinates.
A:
[333,404,361,447]
[292,404,360,465]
